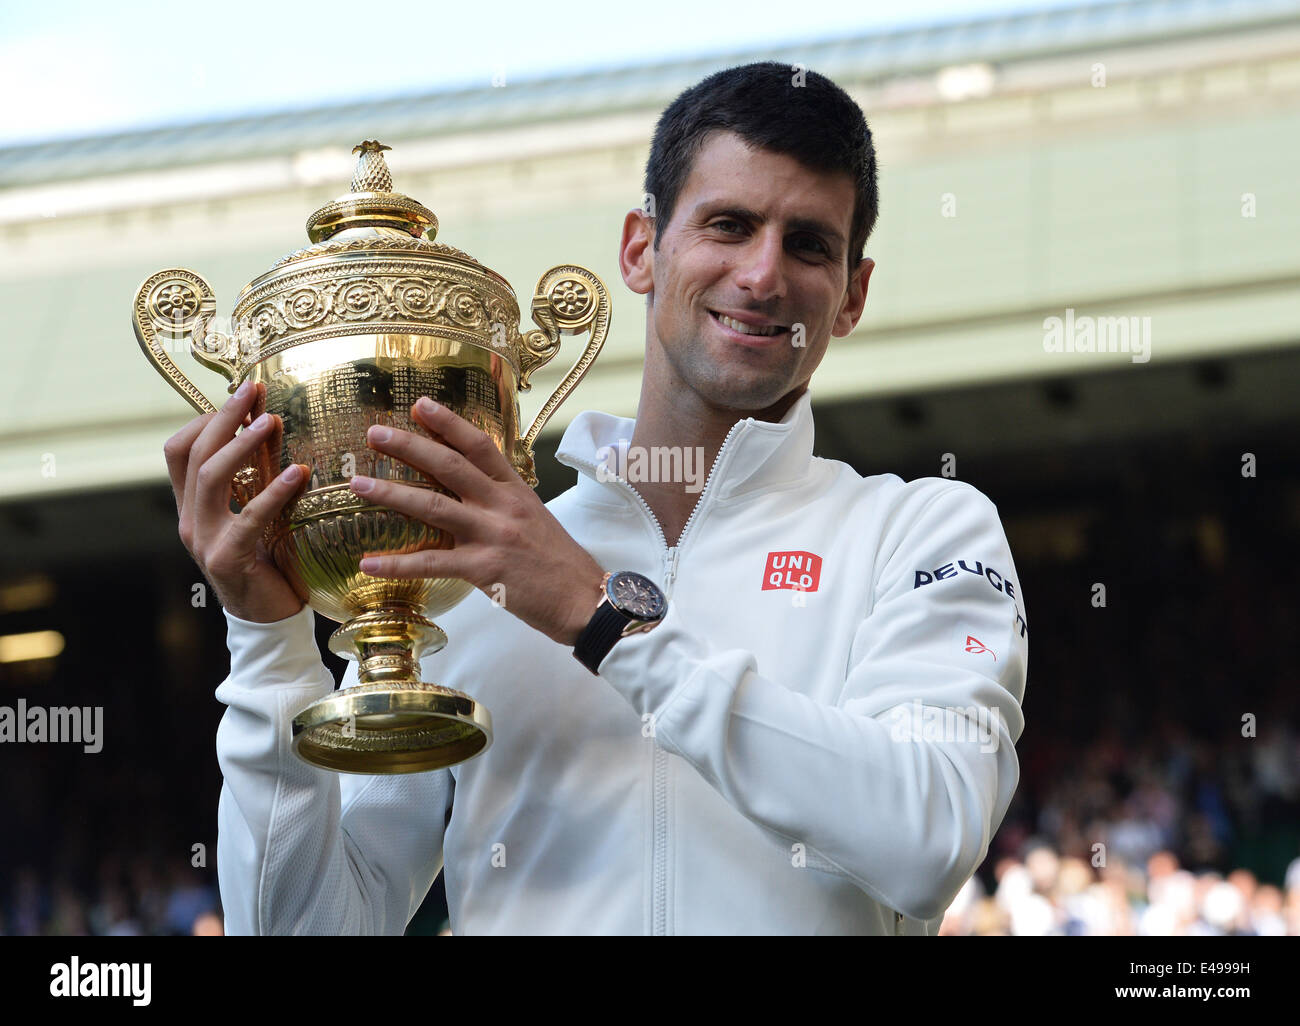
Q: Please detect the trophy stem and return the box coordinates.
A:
[289,607,491,774]
[328,607,448,684]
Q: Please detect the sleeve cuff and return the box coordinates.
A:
[596,599,710,720]
[222,601,330,691]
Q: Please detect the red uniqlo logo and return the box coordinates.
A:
[762,551,823,592]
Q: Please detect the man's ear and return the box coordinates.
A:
[619,208,655,296]
[832,257,874,337]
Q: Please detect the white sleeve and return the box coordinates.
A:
[214,603,452,935]
[596,481,1029,921]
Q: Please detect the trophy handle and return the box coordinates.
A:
[132,268,243,416]
[133,269,260,504]
[517,265,610,460]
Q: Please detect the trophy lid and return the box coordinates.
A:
[262,141,506,289]
[230,140,523,363]
[305,141,438,243]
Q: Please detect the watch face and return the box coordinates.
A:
[607,571,666,620]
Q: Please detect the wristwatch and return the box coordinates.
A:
[573,570,668,674]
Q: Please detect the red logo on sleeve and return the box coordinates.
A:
[964,635,996,660]
[762,551,823,592]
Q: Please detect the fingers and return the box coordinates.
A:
[412,397,517,482]
[244,398,285,499]
[164,412,217,517]
[348,475,476,538]
[363,399,513,503]
[261,403,284,483]
[182,381,262,534]
[225,462,309,552]
[357,547,470,582]
[364,423,488,503]
[194,411,284,530]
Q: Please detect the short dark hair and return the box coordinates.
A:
[643,61,878,272]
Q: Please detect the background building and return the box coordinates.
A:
[1,0,1298,935]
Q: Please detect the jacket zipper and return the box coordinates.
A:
[565,420,746,935]
[568,421,742,598]
[651,745,669,934]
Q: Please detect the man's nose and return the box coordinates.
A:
[732,228,787,301]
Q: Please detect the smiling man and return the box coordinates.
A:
[193,61,1029,935]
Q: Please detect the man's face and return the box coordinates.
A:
[621,129,872,416]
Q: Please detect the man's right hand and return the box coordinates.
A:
[165,379,311,624]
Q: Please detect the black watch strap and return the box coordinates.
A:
[573,602,632,675]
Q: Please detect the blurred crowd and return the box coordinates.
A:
[943,848,1300,936]
[947,482,1300,934]
[948,720,1300,935]
[2,856,221,937]
[951,701,1300,934]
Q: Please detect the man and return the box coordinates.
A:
[170,61,1029,935]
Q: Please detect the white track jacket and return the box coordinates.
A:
[214,389,1029,935]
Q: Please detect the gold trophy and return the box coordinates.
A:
[132,141,609,774]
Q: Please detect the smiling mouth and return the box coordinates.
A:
[708,310,789,339]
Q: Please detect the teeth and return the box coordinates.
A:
[716,313,782,337]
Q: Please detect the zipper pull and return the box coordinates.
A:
[663,547,679,598]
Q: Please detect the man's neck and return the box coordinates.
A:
[626,384,804,548]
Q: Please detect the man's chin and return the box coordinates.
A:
[687,374,800,416]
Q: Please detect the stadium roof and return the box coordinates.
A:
[3,0,1298,188]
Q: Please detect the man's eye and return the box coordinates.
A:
[711,219,743,233]
[794,236,829,255]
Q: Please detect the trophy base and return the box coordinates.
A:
[291,681,492,774]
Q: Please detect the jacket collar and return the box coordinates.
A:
[554,389,816,504]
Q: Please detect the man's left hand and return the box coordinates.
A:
[348,396,606,647]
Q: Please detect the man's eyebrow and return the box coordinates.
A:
[693,201,845,247]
